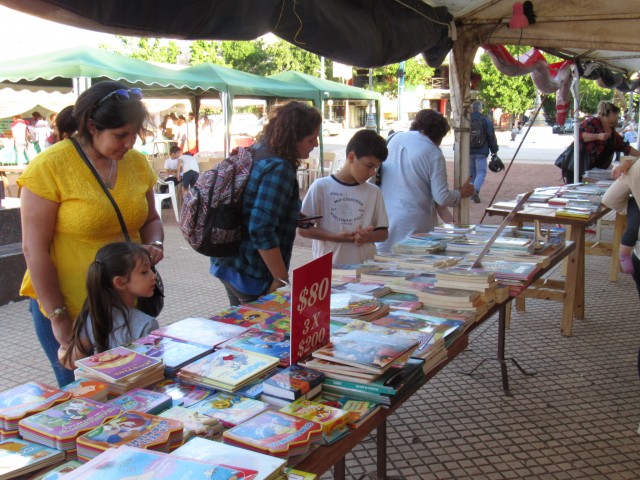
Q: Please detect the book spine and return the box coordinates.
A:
[322,377,396,395]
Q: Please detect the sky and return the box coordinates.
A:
[0,6,117,61]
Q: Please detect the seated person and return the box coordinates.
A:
[158,145,182,191]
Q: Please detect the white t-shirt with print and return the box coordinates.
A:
[301,175,388,264]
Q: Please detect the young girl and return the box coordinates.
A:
[59,242,159,369]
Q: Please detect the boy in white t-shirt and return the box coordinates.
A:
[298,129,389,264]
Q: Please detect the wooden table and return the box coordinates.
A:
[0,165,26,198]
[296,242,576,479]
[485,205,609,336]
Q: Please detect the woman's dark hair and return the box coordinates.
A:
[55,105,77,140]
[345,129,388,162]
[410,109,450,145]
[62,242,151,364]
[258,101,322,168]
[73,80,151,144]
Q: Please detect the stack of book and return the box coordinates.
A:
[187,391,270,428]
[374,252,460,270]
[376,291,423,312]
[63,445,247,479]
[279,398,352,445]
[261,364,325,407]
[172,436,287,480]
[331,281,391,298]
[389,283,488,317]
[157,406,223,441]
[434,267,498,303]
[28,460,83,479]
[222,410,323,459]
[330,293,390,322]
[105,388,173,415]
[61,378,109,402]
[243,291,292,316]
[321,357,426,407]
[392,236,446,254]
[151,317,248,348]
[76,410,184,461]
[218,327,291,367]
[210,305,290,331]
[0,382,72,440]
[0,438,65,479]
[359,267,422,283]
[73,346,165,396]
[311,392,381,429]
[331,263,381,283]
[177,348,279,393]
[18,398,122,459]
[124,334,215,376]
[148,378,213,408]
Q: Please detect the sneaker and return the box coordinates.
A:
[472,193,481,203]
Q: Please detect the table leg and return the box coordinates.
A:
[561,227,582,336]
[574,227,585,320]
[334,458,345,480]
[609,213,626,282]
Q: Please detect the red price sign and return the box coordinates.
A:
[290,253,332,365]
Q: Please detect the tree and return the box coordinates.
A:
[107,36,181,63]
[368,57,434,98]
[474,49,535,115]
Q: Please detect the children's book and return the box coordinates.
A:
[124,334,214,374]
[177,348,279,392]
[211,306,289,331]
[311,392,381,429]
[282,467,318,480]
[298,357,380,381]
[157,406,223,440]
[0,438,65,480]
[147,378,213,407]
[188,391,270,428]
[218,327,291,366]
[152,317,247,347]
[30,460,83,480]
[18,398,122,452]
[222,410,322,458]
[331,281,391,298]
[242,291,292,314]
[61,378,109,402]
[279,399,352,439]
[73,346,162,382]
[76,411,184,461]
[63,445,244,480]
[329,293,380,316]
[0,382,72,432]
[262,364,325,401]
[105,388,173,414]
[172,436,287,480]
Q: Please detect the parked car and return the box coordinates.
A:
[322,119,343,137]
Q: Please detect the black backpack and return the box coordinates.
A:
[470,117,487,149]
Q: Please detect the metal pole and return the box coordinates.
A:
[572,66,580,184]
[398,61,405,121]
[365,68,377,130]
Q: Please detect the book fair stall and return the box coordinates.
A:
[0,194,593,480]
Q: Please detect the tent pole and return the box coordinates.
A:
[571,65,580,184]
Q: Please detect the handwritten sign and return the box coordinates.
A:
[290,253,332,365]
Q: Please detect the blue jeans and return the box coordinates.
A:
[219,279,264,306]
[469,154,488,193]
[29,298,75,387]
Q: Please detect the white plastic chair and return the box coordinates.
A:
[154,178,180,222]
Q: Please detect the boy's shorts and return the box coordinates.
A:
[182,170,199,189]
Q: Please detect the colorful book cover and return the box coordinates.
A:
[243,291,292,314]
[177,348,279,391]
[0,382,72,430]
[77,411,183,457]
[73,346,161,382]
[61,378,108,401]
[157,406,222,440]
[147,378,213,407]
[282,467,318,480]
[188,391,270,428]
[279,399,352,437]
[219,327,291,366]
[30,460,83,480]
[172,436,287,480]
[222,410,322,457]
[18,398,122,443]
[124,334,214,371]
[106,388,173,414]
[151,317,247,347]
[211,306,288,331]
[62,445,244,480]
[330,293,380,316]
[263,364,325,401]
[0,438,65,479]
[311,392,380,429]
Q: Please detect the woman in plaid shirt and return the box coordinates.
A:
[211,101,322,305]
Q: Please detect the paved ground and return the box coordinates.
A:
[2,133,639,478]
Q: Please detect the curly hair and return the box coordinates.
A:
[410,109,450,146]
[257,101,322,168]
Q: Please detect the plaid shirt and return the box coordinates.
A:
[579,116,630,169]
[212,152,300,287]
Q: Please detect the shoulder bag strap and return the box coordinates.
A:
[70,137,131,242]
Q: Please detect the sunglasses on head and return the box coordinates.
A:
[96,88,143,108]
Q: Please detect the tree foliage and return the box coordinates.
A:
[108,36,181,63]
[370,57,434,98]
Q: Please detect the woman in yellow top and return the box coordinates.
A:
[18,81,164,386]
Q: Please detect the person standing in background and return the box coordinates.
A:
[11,115,30,165]
[32,112,50,153]
[376,109,474,254]
[469,100,499,203]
